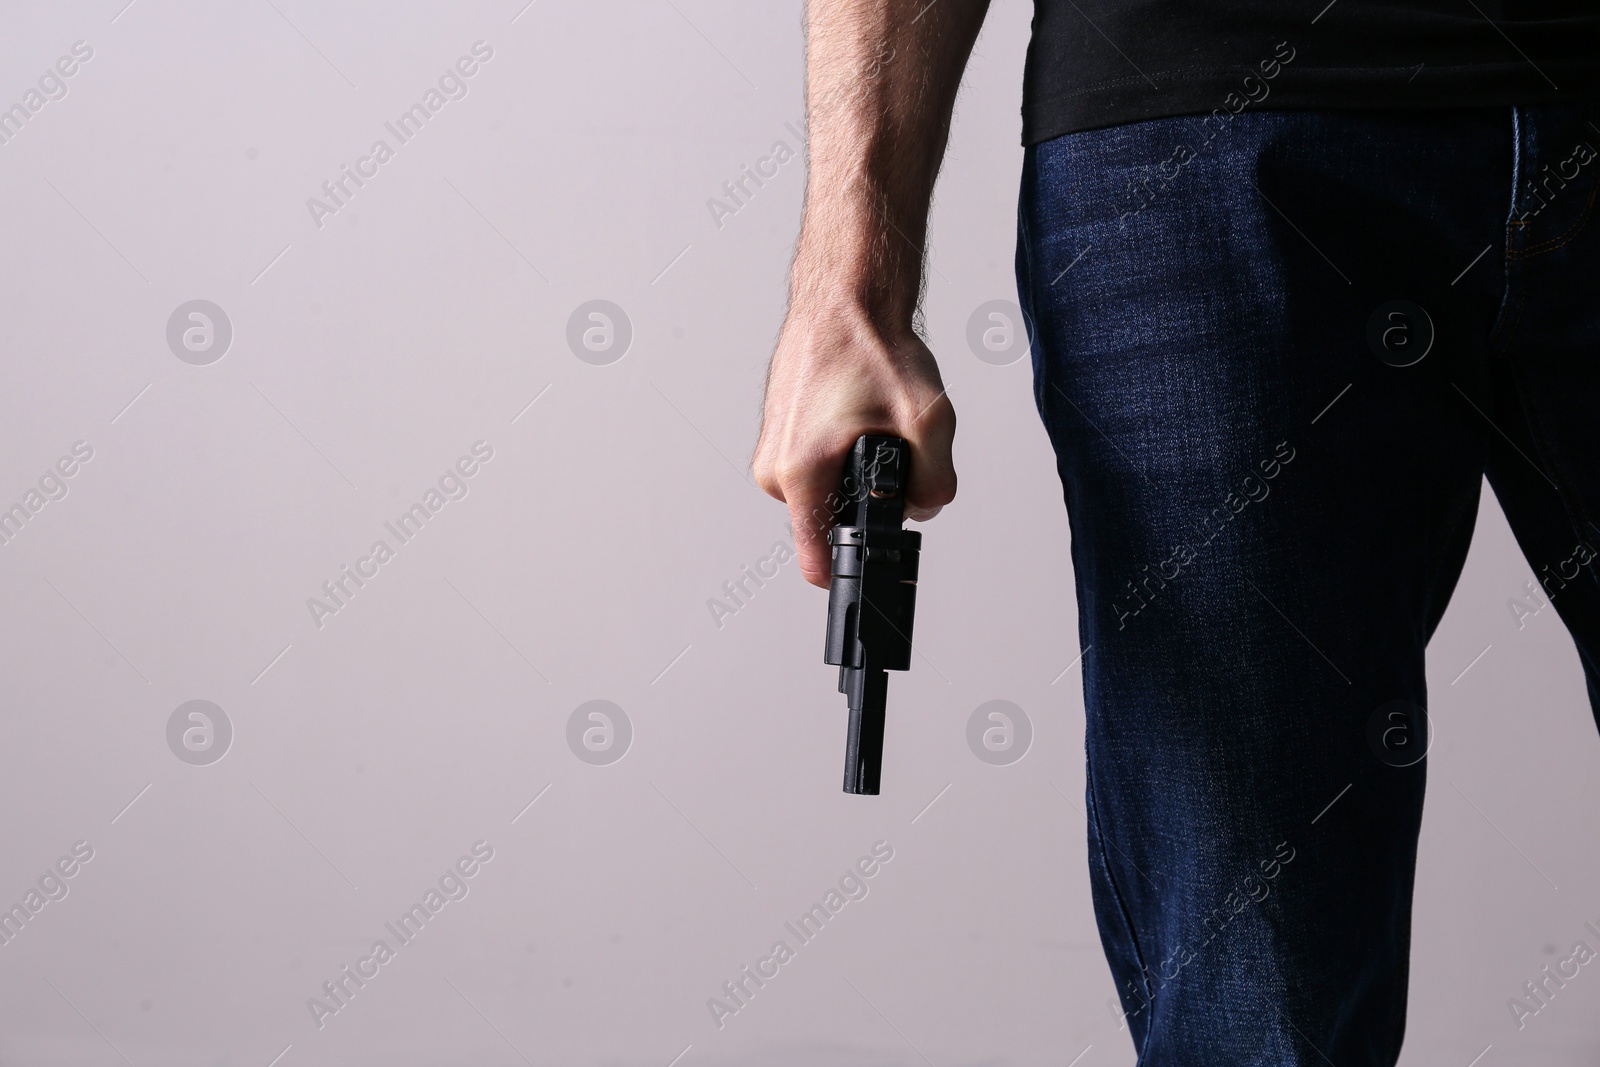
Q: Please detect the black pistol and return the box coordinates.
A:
[823,435,921,795]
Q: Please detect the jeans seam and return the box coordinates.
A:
[1085,755,1158,1061]
[1489,106,1525,358]
[1015,182,1048,420]
[1510,173,1600,258]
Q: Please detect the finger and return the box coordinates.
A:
[782,467,843,590]
[751,439,785,503]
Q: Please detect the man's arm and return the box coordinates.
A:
[752,0,990,587]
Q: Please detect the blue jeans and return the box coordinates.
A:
[1016,104,1600,1064]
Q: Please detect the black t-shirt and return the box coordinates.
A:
[1021,0,1600,144]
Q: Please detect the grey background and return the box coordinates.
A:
[1,2,1596,1065]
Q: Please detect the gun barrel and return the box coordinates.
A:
[842,668,888,795]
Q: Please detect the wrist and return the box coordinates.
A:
[785,277,919,346]
[788,218,924,337]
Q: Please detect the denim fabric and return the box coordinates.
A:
[1016,104,1600,1064]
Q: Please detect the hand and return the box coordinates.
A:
[753,302,957,588]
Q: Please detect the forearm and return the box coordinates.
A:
[756,0,976,584]
[791,0,991,331]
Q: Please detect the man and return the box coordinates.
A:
[751,1,1600,1062]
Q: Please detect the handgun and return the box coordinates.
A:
[823,435,921,795]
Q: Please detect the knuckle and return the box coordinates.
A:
[755,471,782,499]
[773,460,811,494]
